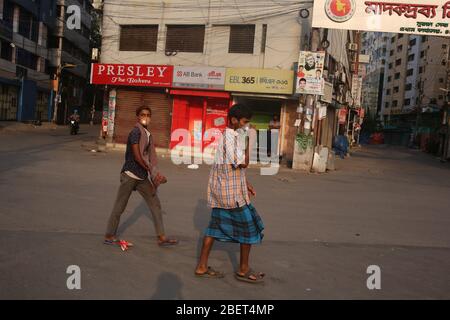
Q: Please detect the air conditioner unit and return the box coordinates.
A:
[347,43,358,51]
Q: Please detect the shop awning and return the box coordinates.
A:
[169,89,230,99]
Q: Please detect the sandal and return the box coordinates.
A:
[235,269,265,284]
[195,266,225,278]
[158,238,179,247]
[104,239,134,251]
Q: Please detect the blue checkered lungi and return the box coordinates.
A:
[205,204,264,244]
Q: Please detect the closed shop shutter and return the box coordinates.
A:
[115,88,171,148]
[115,89,142,144]
[142,91,171,148]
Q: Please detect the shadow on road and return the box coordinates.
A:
[193,199,240,271]
[150,272,183,300]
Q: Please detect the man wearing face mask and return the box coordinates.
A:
[195,104,266,284]
[104,106,178,250]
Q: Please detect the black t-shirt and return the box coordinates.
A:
[121,127,148,179]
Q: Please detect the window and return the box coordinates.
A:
[229,25,256,54]
[439,78,445,83]
[404,99,411,106]
[395,59,402,66]
[18,7,39,42]
[409,39,416,46]
[439,95,444,100]
[385,102,390,108]
[407,69,414,76]
[422,35,427,42]
[420,50,425,58]
[16,48,38,70]
[392,100,398,107]
[390,49,394,56]
[419,66,424,73]
[389,63,393,69]
[0,40,13,61]
[398,34,404,39]
[395,72,400,79]
[388,76,392,82]
[120,25,159,51]
[397,45,403,52]
[408,54,415,62]
[443,44,448,49]
[2,0,14,29]
[394,86,399,93]
[386,89,391,95]
[405,83,413,91]
[391,36,396,43]
[166,25,205,53]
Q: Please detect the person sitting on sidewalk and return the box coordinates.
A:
[104,105,178,250]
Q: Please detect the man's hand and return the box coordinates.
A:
[247,183,256,197]
[153,173,167,186]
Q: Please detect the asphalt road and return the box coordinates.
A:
[1,124,449,299]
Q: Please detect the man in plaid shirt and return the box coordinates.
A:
[195,104,265,284]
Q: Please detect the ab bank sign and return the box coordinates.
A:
[312,0,450,37]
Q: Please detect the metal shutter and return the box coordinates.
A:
[115,88,171,148]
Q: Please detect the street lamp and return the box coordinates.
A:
[52,63,76,123]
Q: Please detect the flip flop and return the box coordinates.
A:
[195,266,225,279]
[104,239,134,251]
[235,269,265,284]
[158,238,179,247]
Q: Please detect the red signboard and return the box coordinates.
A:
[90,63,173,87]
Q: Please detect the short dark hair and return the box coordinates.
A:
[228,103,252,120]
[300,78,306,83]
[136,105,152,117]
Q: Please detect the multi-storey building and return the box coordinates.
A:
[48,0,93,123]
[360,32,388,121]
[0,0,56,121]
[96,0,355,166]
[381,34,450,127]
[0,0,93,124]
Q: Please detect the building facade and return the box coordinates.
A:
[360,32,388,121]
[0,0,56,121]
[96,0,357,168]
[48,0,93,124]
[381,34,450,126]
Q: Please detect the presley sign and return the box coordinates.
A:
[225,68,294,95]
[90,64,173,87]
[173,66,226,90]
[312,0,450,37]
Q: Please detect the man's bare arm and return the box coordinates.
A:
[131,144,150,171]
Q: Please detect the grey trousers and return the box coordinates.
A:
[105,172,165,237]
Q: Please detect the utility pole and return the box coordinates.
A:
[52,63,76,124]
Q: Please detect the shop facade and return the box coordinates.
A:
[225,67,295,163]
[90,63,174,148]
[170,66,231,151]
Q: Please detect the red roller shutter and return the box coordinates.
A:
[114,88,171,148]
